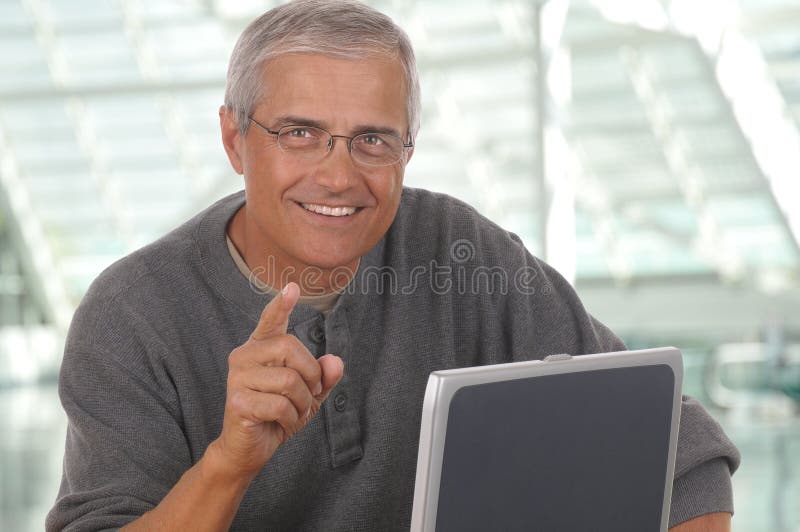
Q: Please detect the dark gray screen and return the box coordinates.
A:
[435,365,675,532]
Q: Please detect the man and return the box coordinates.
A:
[47,1,739,530]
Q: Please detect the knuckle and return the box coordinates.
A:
[280,369,301,391]
[226,360,247,384]
[228,390,249,414]
[228,344,254,368]
[228,346,243,365]
[274,334,297,354]
[276,395,297,419]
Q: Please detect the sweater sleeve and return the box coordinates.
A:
[668,398,740,526]
[503,232,741,526]
[46,295,192,532]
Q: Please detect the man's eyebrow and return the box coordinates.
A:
[272,115,326,128]
[352,124,403,138]
[273,115,403,138]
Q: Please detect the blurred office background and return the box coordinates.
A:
[1,0,798,529]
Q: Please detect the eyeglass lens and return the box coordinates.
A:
[276,126,405,166]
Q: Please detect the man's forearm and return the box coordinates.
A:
[669,512,732,532]
[121,441,255,532]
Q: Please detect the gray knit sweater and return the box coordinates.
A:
[47,188,740,531]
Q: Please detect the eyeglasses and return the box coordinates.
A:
[248,117,413,167]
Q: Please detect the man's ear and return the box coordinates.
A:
[219,105,245,175]
[405,145,414,165]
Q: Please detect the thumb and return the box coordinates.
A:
[315,354,345,401]
[250,282,300,341]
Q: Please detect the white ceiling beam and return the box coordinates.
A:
[570,1,800,273]
[0,125,73,332]
[712,30,800,261]
[622,46,744,281]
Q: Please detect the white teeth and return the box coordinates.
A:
[301,203,357,217]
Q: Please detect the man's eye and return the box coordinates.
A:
[287,127,312,138]
[361,134,384,146]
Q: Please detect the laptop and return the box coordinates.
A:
[410,347,683,532]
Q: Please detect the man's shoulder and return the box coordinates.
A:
[62,191,245,371]
[399,186,482,218]
[397,187,513,238]
[392,187,527,261]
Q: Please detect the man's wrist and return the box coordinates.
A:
[201,439,260,493]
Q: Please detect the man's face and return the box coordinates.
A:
[221,53,412,277]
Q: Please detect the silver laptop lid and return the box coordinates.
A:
[410,347,683,532]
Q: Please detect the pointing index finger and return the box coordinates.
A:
[250,282,300,341]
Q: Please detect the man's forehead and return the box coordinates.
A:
[259,52,406,87]
[256,53,409,129]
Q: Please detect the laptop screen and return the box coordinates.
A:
[434,364,675,532]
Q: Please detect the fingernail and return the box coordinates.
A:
[313,382,322,396]
[281,284,289,295]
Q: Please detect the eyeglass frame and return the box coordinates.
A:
[248,116,414,167]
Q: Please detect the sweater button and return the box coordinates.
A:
[333,393,347,412]
[309,323,325,344]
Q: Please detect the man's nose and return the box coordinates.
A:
[314,137,359,192]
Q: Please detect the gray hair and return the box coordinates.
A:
[224,0,421,140]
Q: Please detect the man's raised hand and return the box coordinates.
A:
[212,282,344,479]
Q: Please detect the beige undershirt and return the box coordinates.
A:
[225,234,342,315]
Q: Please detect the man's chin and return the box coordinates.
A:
[286,252,361,293]
[296,249,362,273]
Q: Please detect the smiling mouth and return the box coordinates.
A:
[299,202,362,217]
